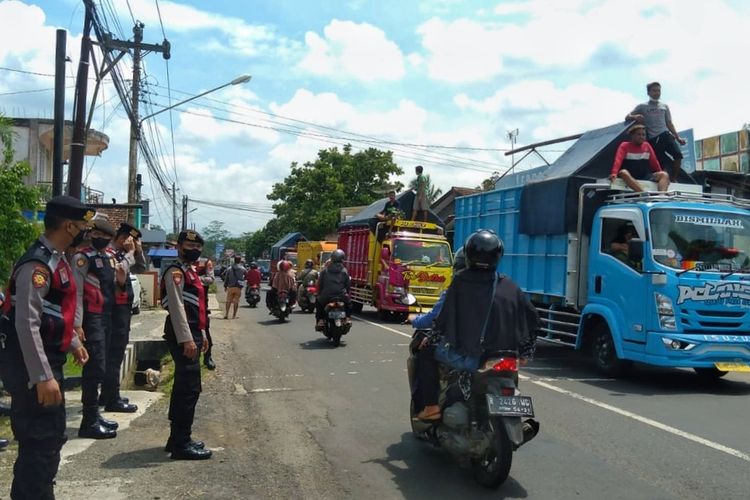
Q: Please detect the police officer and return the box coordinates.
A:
[0,195,91,499]
[72,219,124,439]
[99,222,145,412]
[161,230,212,460]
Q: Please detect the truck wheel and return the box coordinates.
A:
[694,367,728,381]
[591,324,632,377]
[351,301,364,314]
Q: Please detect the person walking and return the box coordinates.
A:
[72,218,125,439]
[99,222,144,413]
[223,256,246,320]
[0,196,91,499]
[161,230,212,460]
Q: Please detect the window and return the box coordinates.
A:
[601,218,641,269]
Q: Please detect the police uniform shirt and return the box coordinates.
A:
[163,264,197,344]
[72,247,128,328]
[13,235,82,384]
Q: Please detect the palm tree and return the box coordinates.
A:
[408,174,443,203]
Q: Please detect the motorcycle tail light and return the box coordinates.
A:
[491,358,518,372]
[308,286,317,294]
[501,387,515,396]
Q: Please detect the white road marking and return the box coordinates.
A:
[522,375,750,464]
[353,315,412,338]
[247,387,296,393]
[347,371,359,375]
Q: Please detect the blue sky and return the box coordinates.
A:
[1,0,749,234]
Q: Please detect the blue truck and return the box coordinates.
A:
[455,123,750,379]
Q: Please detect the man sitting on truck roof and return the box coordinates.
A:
[609,124,670,192]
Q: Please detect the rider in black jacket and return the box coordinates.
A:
[315,250,352,330]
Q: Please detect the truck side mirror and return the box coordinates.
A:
[629,238,644,263]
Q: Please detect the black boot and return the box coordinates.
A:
[104,399,138,413]
[170,441,212,460]
[164,437,205,453]
[203,353,216,370]
[98,414,119,431]
[79,407,117,439]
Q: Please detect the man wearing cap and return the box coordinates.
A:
[610,124,670,192]
[0,195,91,499]
[160,230,212,460]
[98,222,146,413]
[72,218,125,439]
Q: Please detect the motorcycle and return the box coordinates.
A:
[297,283,317,313]
[320,300,351,347]
[271,289,293,322]
[404,290,538,489]
[245,284,261,308]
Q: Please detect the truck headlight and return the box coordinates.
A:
[655,293,676,330]
[389,285,404,294]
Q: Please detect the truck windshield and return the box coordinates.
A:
[649,208,750,272]
[393,240,453,267]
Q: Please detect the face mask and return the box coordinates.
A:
[70,226,87,248]
[182,248,202,262]
[92,237,111,250]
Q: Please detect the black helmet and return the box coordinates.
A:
[464,230,503,271]
[304,259,314,269]
[331,249,345,263]
[453,247,466,273]
[250,262,258,269]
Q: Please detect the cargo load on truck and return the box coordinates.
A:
[337,192,453,319]
[455,122,750,379]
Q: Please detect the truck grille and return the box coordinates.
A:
[410,286,440,296]
[678,307,750,333]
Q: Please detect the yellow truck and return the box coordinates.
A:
[296,241,338,269]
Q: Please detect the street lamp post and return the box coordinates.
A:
[127,74,252,223]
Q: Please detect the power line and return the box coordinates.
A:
[154,0,167,38]
[0,86,74,96]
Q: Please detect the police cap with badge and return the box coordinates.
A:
[117,222,142,240]
[46,195,95,222]
[91,219,116,237]
[178,230,204,245]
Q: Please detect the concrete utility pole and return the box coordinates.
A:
[172,182,178,235]
[128,22,144,213]
[181,195,188,231]
[52,29,67,197]
[68,7,93,200]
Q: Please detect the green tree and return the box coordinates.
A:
[0,114,41,286]
[409,173,443,203]
[200,220,231,260]
[476,172,501,191]
[267,145,403,240]
[245,217,290,261]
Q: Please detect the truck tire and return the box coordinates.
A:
[591,324,632,377]
[694,367,728,381]
[351,301,364,314]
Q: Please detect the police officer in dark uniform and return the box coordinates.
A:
[0,195,91,499]
[99,222,145,412]
[161,230,212,460]
[195,257,216,370]
[72,219,126,439]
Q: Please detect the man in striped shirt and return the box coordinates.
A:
[610,124,670,192]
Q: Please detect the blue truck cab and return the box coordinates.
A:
[455,123,750,379]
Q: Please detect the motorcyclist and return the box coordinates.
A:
[245,262,262,289]
[297,259,318,286]
[315,249,351,331]
[267,260,296,312]
[412,230,539,421]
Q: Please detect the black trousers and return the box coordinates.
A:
[413,346,440,411]
[81,312,111,413]
[266,288,296,309]
[164,320,203,446]
[315,296,352,321]
[101,304,131,404]
[0,344,66,500]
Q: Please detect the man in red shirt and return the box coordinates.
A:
[610,124,669,192]
[245,262,262,288]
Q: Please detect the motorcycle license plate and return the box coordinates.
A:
[486,394,534,417]
[715,362,750,372]
[329,310,346,319]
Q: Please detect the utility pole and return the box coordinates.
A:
[52,29,67,197]
[68,6,93,200]
[171,182,177,235]
[127,22,144,217]
[181,195,188,231]
[507,128,519,174]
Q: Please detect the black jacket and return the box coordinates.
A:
[317,263,351,304]
[434,269,539,359]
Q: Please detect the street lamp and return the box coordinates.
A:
[138,73,252,127]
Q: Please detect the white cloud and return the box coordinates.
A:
[298,20,406,81]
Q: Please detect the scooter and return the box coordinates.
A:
[271,290,293,322]
[405,296,539,489]
[245,284,261,308]
[297,283,317,313]
[320,300,351,347]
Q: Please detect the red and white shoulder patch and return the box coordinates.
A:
[31,266,50,288]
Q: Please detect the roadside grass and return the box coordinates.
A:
[158,351,214,397]
[63,355,83,381]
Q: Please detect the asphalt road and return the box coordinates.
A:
[212,292,750,499]
[45,286,750,499]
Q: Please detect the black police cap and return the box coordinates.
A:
[91,219,116,237]
[46,196,95,222]
[178,230,204,245]
[117,222,142,239]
